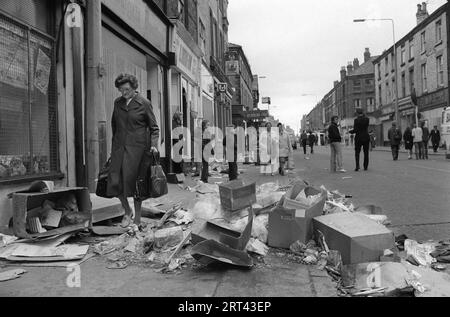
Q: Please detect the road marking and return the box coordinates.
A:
[410,165,450,174]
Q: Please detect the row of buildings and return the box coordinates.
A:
[0,0,263,228]
[303,2,449,146]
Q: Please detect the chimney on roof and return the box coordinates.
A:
[416,2,429,25]
[353,58,360,70]
[347,62,354,75]
[364,48,371,63]
[340,66,347,81]
[334,80,339,87]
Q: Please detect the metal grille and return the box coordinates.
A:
[0,12,58,180]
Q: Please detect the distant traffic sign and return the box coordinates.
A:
[218,83,228,93]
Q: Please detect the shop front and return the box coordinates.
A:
[101,0,172,171]
[418,88,449,129]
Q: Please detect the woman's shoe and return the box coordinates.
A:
[120,214,132,228]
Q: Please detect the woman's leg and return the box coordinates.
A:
[133,198,143,226]
[119,195,132,227]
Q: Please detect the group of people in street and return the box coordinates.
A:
[300,130,317,160]
[391,122,441,161]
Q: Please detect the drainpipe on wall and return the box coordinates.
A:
[85,0,103,191]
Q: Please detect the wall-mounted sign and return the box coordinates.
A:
[218,83,227,93]
[262,97,271,104]
[243,110,269,120]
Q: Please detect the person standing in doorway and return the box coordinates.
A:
[278,123,292,176]
[430,126,441,153]
[201,120,212,183]
[107,74,160,228]
[421,122,430,160]
[388,122,402,161]
[328,116,346,173]
[403,125,414,160]
[223,124,239,181]
[350,108,370,171]
[300,130,309,159]
[412,122,424,160]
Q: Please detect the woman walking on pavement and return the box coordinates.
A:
[403,125,414,160]
[107,74,160,228]
[260,122,277,176]
[300,130,309,159]
[278,123,292,176]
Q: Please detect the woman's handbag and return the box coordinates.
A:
[135,151,168,200]
[96,158,113,198]
[149,152,168,198]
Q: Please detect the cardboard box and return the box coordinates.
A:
[219,180,256,212]
[12,187,92,239]
[282,184,326,213]
[268,185,327,248]
[313,213,395,265]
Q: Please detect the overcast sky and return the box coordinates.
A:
[228,0,447,132]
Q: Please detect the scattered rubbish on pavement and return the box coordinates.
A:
[246,238,269,256]
[107,261,128,270]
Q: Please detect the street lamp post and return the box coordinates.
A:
[354,18,400,129]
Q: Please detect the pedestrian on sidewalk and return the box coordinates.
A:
[260,122,277,176]
[201,120,212,183]
[308,131,316,155]
[107,74,160,228]
[223,124,239,181]
[403,125,414,160]
[278,123,292,176]
[300,130,309,159]
[430,126,441,153]
[369,130,376,151]
[412,122,424,160]
[350,108,370,172]
[388,122,402,161]
[328,116,346,173]
[421,122,430,160]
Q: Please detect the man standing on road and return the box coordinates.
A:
[350,108,370,172]
[308,131,316,155]
[300,130,309,159]
[328,116,346,173]
[388,122,402,161]
[412,122,424,160]
[430,126,441,153]
[421,122,430,160]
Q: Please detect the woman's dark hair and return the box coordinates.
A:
[115,73,139,90]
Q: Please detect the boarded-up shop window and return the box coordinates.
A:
[0,13,58,180]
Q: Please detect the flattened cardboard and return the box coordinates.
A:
[313,213,395,265]
[191,208,253,251]
[191,239,253,268]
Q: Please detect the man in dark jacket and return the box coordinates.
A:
[430,126,441,153]
[421,122,430,160]
[350,108,370,171]
[308,131,316,155]
[388,122,402,161]
[300,130,308,159]
[328,116,346,173]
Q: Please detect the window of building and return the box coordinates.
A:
[421,63,427,92]
[178,0,187,27]
[391,52,395,72]
[409,39,414,60]
[386,82,390,102]
[0,12,58,181]
[409,69,415,94]
[384,57,389,75]
[392,77,396,101]
[436,20,442,43]
[378,85,382,108]
[199,18,206,54]
[401,45,406,65]
[437,55,444,86]
[377,64,381,79]
[367,98,375,113]
[401,73,406,98]
[421,31,426,53]
[353,80,361,91]
[354,99,361,109]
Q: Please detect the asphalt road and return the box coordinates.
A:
[275,145,450,242]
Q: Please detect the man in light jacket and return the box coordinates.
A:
[328,116,346,173]
[412,122,424,160]
[278,123,292,176]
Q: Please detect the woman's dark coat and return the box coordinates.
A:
[107,94,160,198]
[403,128,414,150]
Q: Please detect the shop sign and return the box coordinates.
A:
[218,83,227,93]
[102,0,167,54]
[243,110,269,120]
[173,35,199,83]
[418,89,448,110]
